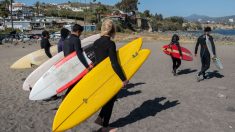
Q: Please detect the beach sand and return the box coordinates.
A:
[0,39,235,132]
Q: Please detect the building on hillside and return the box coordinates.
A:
[103,10,136,22]
[229,18,234,23]
[5,20,31,31]
[7,3,34,20]
[30,17,55,30]
[8,2,25,12]
[57,4,84,12]
[136,16,151,31]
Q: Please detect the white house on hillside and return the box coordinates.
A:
[9,2,25,12]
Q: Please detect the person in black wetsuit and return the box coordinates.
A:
[169,34,182,76]
[195,26,216,81]
[93,19,129,132]
[41,30,52,58]
[57,28,70,52]
[62,24,93,97]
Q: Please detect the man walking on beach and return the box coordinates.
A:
[62,24,93,97]
[195,26,216,81]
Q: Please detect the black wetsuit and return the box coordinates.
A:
[195,35,216,77]
[63,34,89,67]
[94,36,126,127]
[40,37,52,58]
[63,34,89,96]
[170,42,182,74]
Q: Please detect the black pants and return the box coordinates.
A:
[171,57,181,73]
[199,53,210,76]
[98,95,117,127]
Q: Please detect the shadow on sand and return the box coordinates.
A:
[110,97,180,127]
[177,69,197,75]
[117,82,146,99]
[207,70,224,79]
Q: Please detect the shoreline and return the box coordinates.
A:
[0,40,234,132]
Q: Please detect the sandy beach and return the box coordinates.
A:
[0,37,235,132]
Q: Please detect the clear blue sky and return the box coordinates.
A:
[16,0,235,17]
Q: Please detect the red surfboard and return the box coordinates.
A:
[162,44,193,61]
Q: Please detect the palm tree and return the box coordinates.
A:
[95,4,107,22]
[10,0,13,30]
[3,0,11,9]
[35,1,40,16]
[41,2,46,15]
[0,0,10,27]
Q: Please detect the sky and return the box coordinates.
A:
[15,0,235,17]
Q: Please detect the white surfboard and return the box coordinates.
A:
[29,51,92,100]
[206,35,223,70]
[23,34,100,91]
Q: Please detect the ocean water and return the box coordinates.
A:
[212,29,235,36]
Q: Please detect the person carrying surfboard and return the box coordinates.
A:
[41,30,52,58]
[93,19,129,132]
[57,28,70,52]
[169,34,183,76]
[195,26,216,81]
[62,24,93,97]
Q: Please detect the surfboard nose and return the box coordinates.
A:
[22,81,31,91]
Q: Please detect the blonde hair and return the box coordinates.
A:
[100,19,116,38]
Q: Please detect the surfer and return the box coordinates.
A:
[62,24,93,97]
[57,28,70,52]
[169,34,182,76]
[93,19,129,132]
[195,26,216,81]
[41,30,52,58]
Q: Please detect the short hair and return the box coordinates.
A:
[42,30,49,37]
[101,19,116,37]
[72,24,84,32]
[204,26,212,32]
[60,28,70,39]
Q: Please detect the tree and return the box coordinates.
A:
[143,10,151,18]
[115,0,139,12]
[167,16,185,25]
[154,13,163,21]
[35,1,40,16]
[95,4,107,22]
[0,7,9,27]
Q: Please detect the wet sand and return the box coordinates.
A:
[0,39,235,132]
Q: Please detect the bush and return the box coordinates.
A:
[0,28,22,34]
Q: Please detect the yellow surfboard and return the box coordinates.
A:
[10,45,57,69]
[52,38,150,132]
